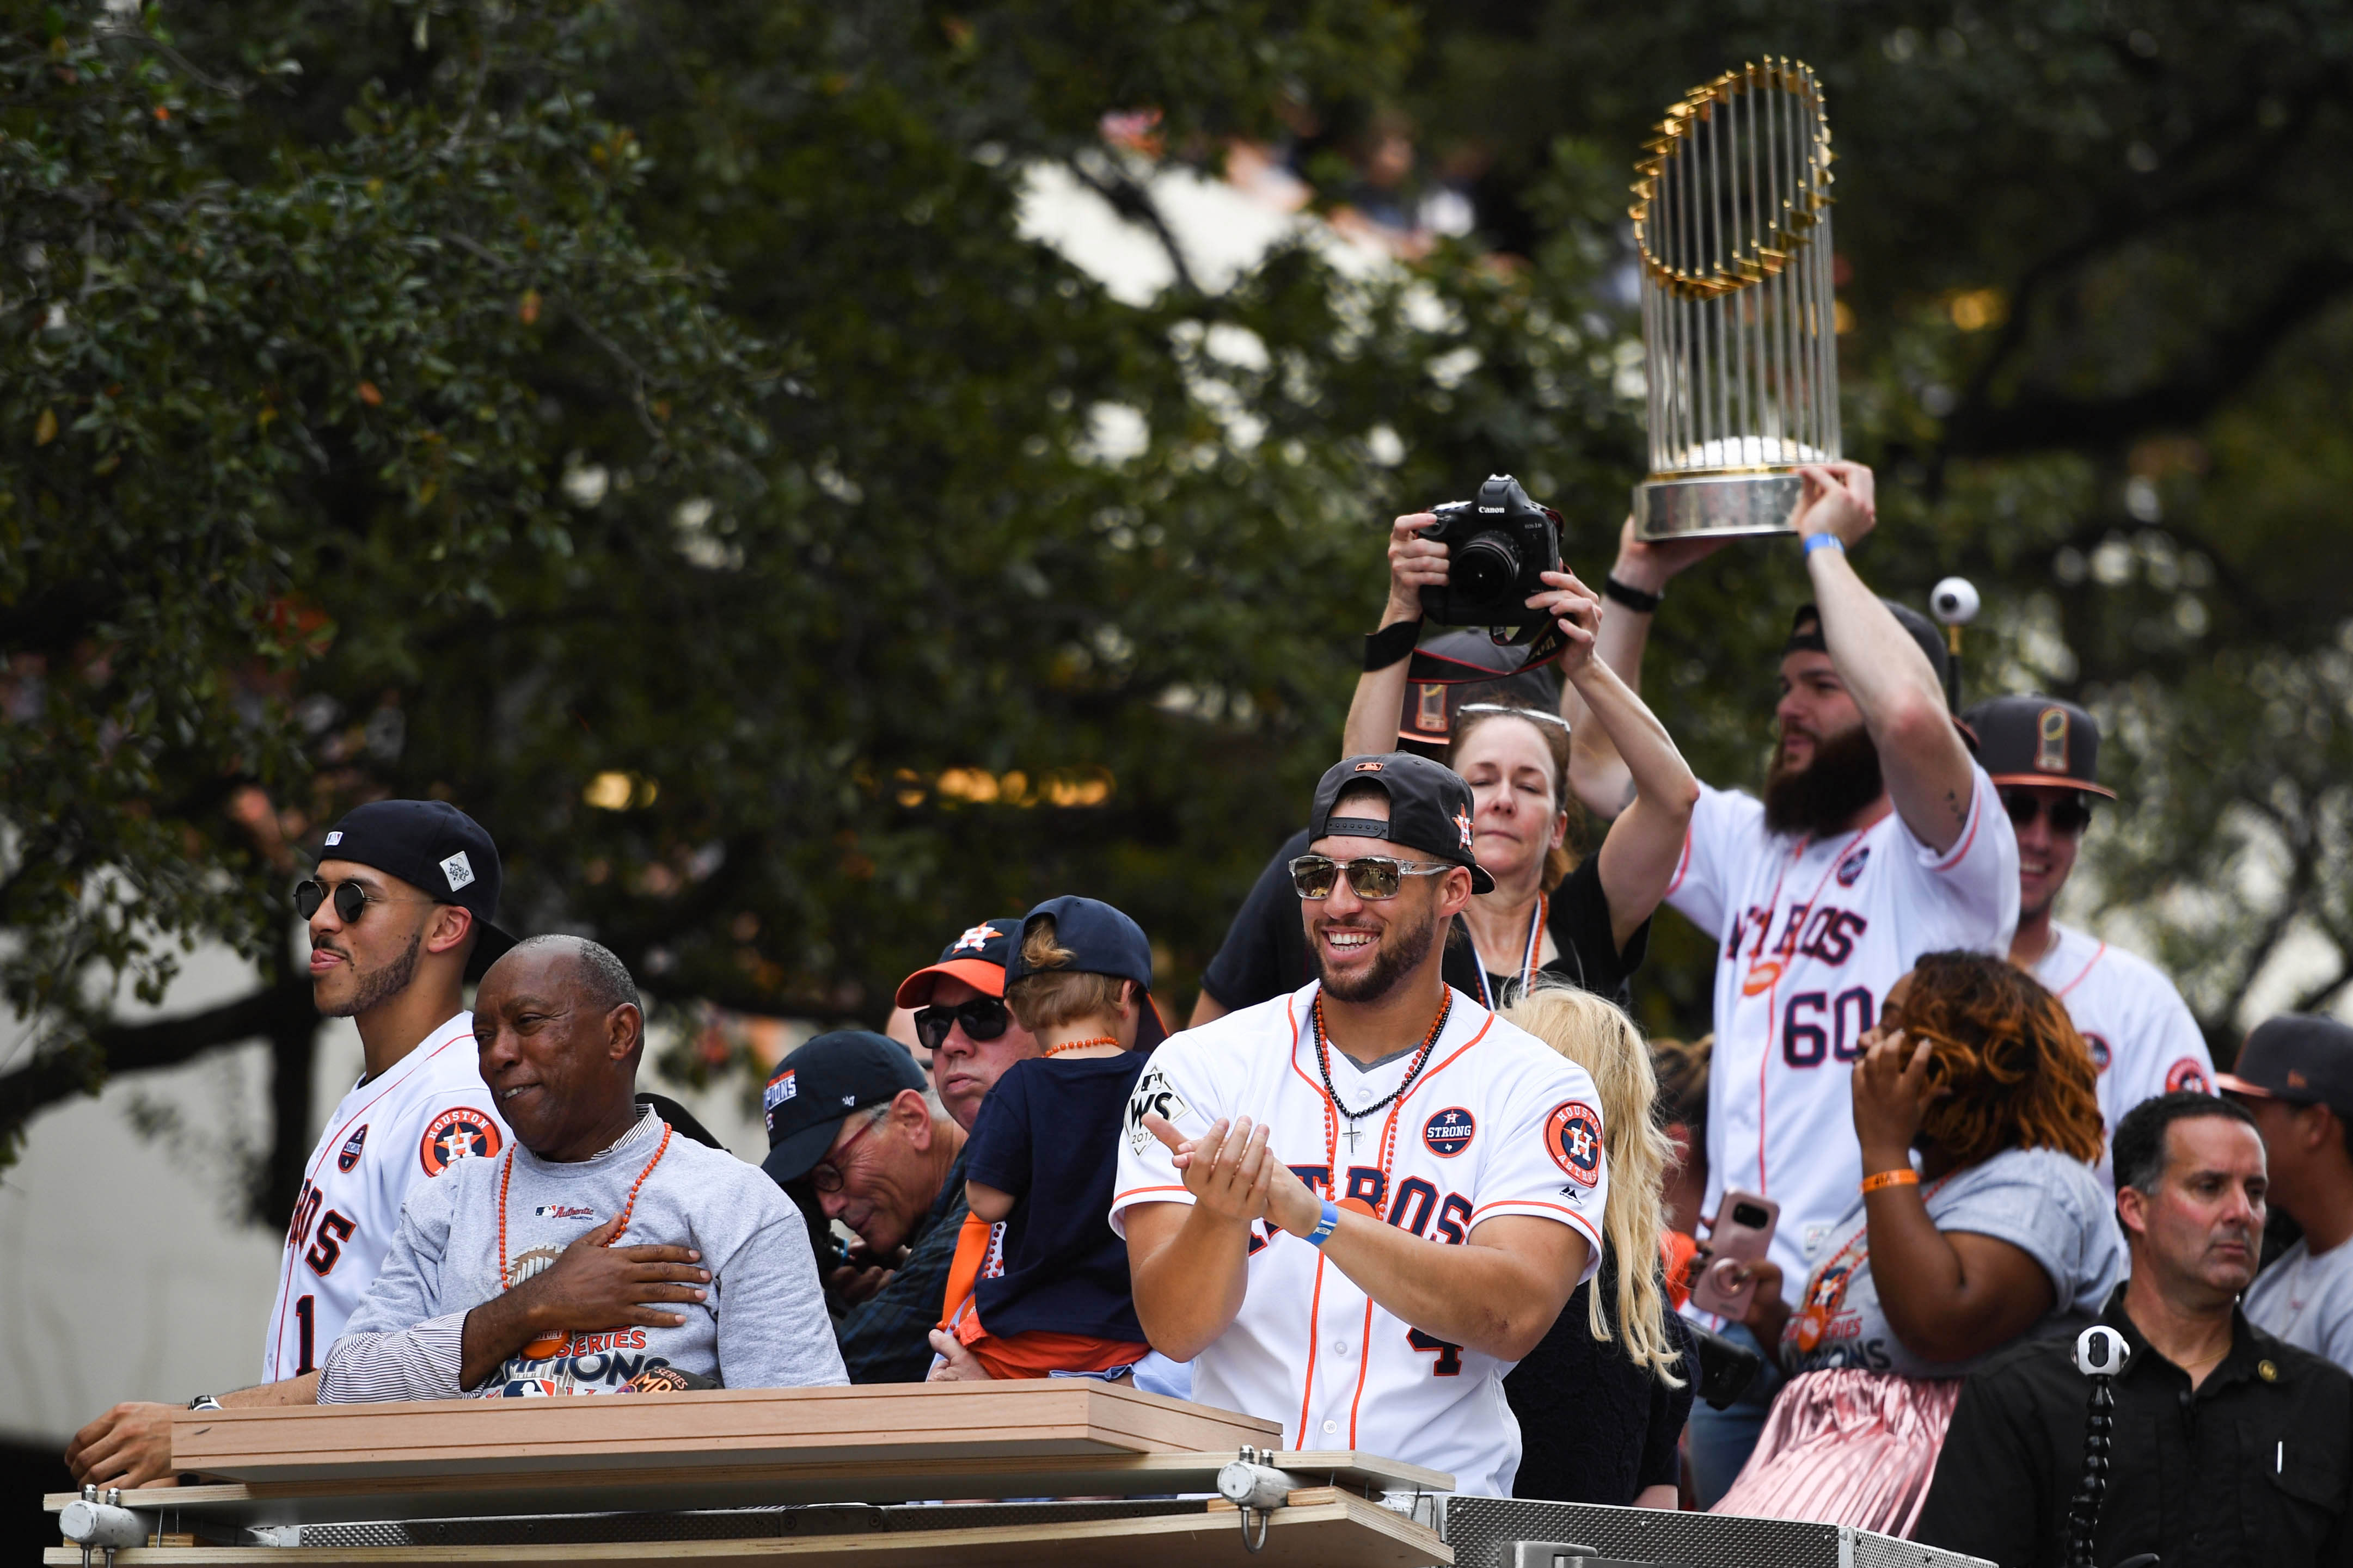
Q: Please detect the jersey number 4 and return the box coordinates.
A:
[1407,1327,1463,1376]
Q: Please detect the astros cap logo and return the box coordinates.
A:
[949,924,998,954]
[1453,808,1474,851]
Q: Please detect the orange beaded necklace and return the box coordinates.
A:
[497,1118,674,1364]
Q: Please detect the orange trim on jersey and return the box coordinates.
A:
[1295,1246,1329,1443]
[1113,1184,1192,1206]
[1750,826,1871,1200]
[1346,1293,1377,1449]
[936,1211,995,1333]
[268,1019,476,1374]
[1469,1199,1604,1253]
[1665,823,1696,897]
[2052,940,2107,1000]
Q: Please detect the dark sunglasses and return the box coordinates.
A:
[913,996,1011,1052]
[2000,791,2093,835]
[293,877,432,923]
[1289,853,1453,901]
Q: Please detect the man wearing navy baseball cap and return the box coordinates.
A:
[2227,1015,2353,1372]
[69,798,520,1490]
[762,1030,969,1383]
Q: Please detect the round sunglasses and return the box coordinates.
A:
[1999,790,2093,836]
[912,995,1012,1052]
[293,877,434,924]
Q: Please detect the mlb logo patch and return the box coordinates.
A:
[1836,847,1871,886]
[1422,1106,1476,1158]
[439,851,477,893]
[336,1123,369,1172]
[324,831,344,846]
[1543,1099,1603,1186]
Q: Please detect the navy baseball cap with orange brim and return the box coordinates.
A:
[892,916,1024,1009]
[1004,895,1171,1051]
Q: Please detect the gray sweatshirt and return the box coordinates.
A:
[320,1108,846,1399]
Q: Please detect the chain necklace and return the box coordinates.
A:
[1045,1036,1120,1056]
[1312,989,1452,1155]
[497,1120,674,1374]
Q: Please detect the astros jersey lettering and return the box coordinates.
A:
[2033,920,2214,1189]
[264,1012,507,1382]
[1111,982,1606,1497]
[1665,766,2018,1306]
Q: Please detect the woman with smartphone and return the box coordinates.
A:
[1708,950,2122,1537]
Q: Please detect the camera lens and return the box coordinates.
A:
[1453,536,1521,605]
[1732,1202,1770,1228]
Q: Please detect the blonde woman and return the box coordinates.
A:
[1503,980,1692,1507]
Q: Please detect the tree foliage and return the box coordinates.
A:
[10,0,2353,1217]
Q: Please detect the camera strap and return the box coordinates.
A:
[1401,619,1570,686]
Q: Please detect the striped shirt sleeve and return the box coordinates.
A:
[318,1310,468,1402]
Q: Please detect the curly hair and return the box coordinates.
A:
[1897,950,2104,1167]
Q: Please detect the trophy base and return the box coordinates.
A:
[1634,471,1806,541]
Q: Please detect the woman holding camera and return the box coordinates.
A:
[1709,950,2122,1537]
[1337,506,1700,1009]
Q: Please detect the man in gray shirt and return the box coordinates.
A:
[321,936,846,1399]
[2226,1014,2353,1372]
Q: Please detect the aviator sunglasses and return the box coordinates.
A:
[293,877,433,924]
[1289,853,1453,901]
[1999,790,2093,836]
[913,995,1012,1052]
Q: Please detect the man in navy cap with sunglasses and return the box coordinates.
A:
[68,800,517,1490]
[1964,693,2213,1188]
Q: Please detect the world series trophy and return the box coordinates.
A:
[1630,59,1842,539]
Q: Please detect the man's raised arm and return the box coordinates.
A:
[1792,463,1977,854]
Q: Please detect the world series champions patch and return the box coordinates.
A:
[1423,1106,1476,1158]
[337,1123,369,1172]
[1543,1099,1603,1186]
[419,1107,501,1175]
[2166,1057,2211,1094]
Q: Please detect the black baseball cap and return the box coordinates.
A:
[1397,629,1562,747]
[1787,599,1953,710]
[892,915,1023,1009]
[316,800,516,981]
[759,1030,928,1186]
[1309,753,1496,894]
[2218,1016,2353,1117]
[1004,895,1170,1050]
[1961,694,2117,800]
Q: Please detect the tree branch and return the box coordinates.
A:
[1065,155,1200,297]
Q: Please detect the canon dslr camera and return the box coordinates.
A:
[1418,473,1564,634]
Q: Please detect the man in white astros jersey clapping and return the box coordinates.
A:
[1117,753,1607,1496]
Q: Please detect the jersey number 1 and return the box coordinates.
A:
[293,1295,316,1376]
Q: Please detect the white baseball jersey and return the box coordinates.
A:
[1111,982,1605,1497]
[2033,920,2214,1189]
[263,1012,507,1382]
[1666,768,2018,1306]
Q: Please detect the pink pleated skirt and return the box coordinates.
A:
[1711,1368,1964,1539]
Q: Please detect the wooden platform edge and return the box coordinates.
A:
[39,1488,1453,1566]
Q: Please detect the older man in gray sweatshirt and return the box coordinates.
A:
[321,936,845,1399]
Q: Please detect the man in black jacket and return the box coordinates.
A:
[1917,1092,2353,1566]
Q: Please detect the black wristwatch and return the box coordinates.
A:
[1603,574,1663,614]
[187,1394,223,1412]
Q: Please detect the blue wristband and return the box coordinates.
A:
[1306,1197,1341,1248]
[1803,532,1846,555]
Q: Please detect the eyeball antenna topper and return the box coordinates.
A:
[1629,60,1844,540]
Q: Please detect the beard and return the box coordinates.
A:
[1313,897,1444,1004]
[319,928,423,1018]
[1763,721,1886,837]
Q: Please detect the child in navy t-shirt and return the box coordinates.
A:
[933,896,1168,1380]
